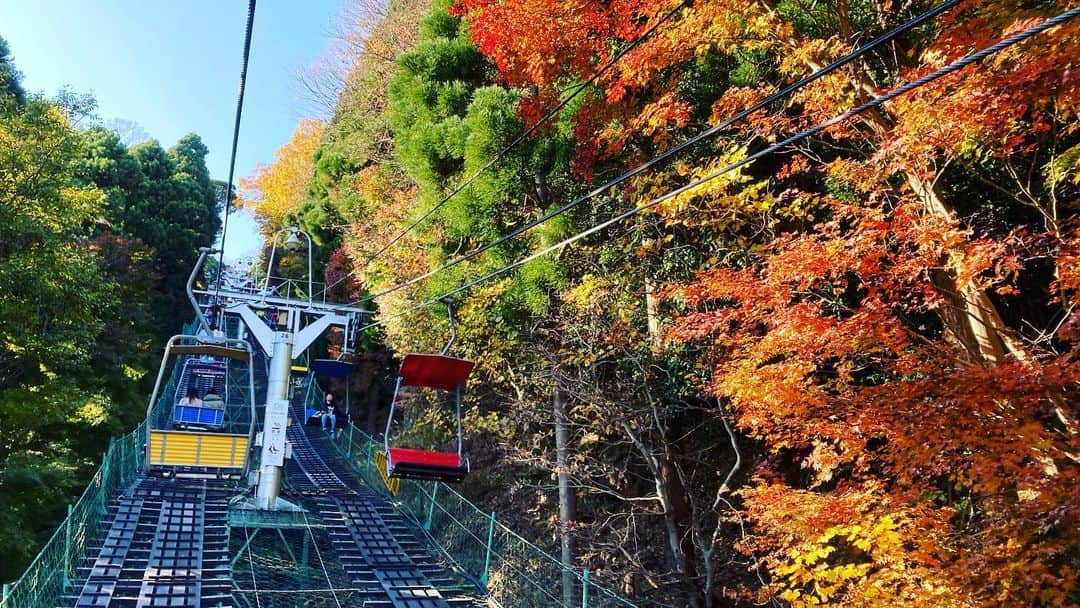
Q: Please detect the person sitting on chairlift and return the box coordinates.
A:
[178,387,202,407]
[203,387,225,409]
[321,393,338,433]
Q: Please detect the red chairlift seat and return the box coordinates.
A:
[385,353,474,483]
[387,447,468,483]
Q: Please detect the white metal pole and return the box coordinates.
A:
[256,331,293,509]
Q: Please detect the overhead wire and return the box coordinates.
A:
[214,0,258,302]
[317,0,694,298]
[352,5,1080,333]
[346,0,962,308]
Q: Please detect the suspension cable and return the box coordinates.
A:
[352,6,1080,333]
[318,0,693,298]
[214,0,257,301]
[346,0,962,308]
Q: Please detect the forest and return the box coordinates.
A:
[237,0,1080,606]
[0,35,223,581]
[1,0,1078,606]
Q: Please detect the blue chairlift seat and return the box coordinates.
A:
[305,359,354,424]
[173,359,227,430]
[174,404,225,429]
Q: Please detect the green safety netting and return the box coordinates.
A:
[1,424,146,608]
[230,519,368,608]
[309,389,636,608]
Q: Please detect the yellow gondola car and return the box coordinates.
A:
[144,335,256,477]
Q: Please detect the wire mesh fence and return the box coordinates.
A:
[230,521,366,608]
[1,423,146,608]
[324,422,636,608]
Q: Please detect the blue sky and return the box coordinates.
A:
[0,0,342,262]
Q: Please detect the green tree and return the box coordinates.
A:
[0,35,24,104]
[0,78,118,580]
[0,39,221,579]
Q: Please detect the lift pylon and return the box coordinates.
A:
[187,231,367,510]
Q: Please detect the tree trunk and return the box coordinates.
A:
[645,277,662,348]
[554,375,577,607]
[622,421,703,608]
[657,452,701,607]
[906,172,1030,364]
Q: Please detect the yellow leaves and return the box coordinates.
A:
[645,146,781,240]
[562,274,613,313]
[69,394,109,427]
[761,493,964,608]
[238,119,324,232]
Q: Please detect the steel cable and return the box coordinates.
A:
[353,6,1080,332]
[214,0,257,301]
[347,0,963,307]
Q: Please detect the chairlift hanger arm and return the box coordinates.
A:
[440,297,456,356]
[187,247,218,334]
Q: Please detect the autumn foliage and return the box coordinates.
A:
[238,118,324,232]
[453,0,1080,605]
[291,0,1080,605]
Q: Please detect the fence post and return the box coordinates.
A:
[119,435,127,486]
[480,511,496,586]
[424,482,439,531]
[63,504,73,586]
[100,444,112,515]
[581,568,589,608]
[347,424,354,458]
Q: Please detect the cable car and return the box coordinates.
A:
[383,299,474,483]
[144,335,256,477]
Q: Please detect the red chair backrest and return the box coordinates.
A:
[398,354,474,391]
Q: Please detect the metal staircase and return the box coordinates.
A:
[67,478,234,608]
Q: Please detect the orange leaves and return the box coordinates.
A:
[455,0,786,157]
[627,92,691,147]
[453,0,619,88]
[238,119,324,232]
[885,8,1080,172]
[664,187,1080,604]
[448,0,1080,603]
[1054,225,1080,297]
